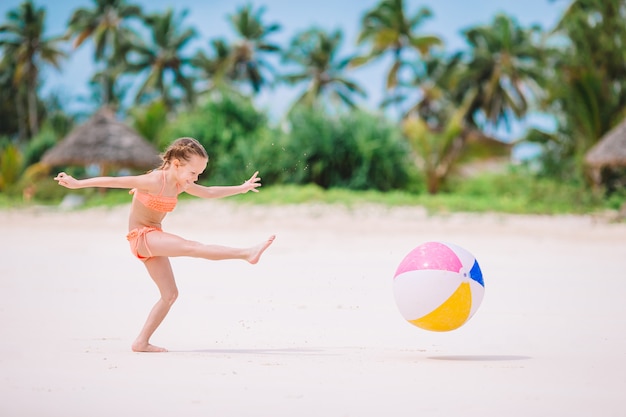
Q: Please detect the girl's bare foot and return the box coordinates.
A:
[248,235,276,264]
[132,341,168,353]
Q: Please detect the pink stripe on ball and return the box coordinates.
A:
[394,241,462,277]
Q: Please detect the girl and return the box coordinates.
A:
[54,137,275,352]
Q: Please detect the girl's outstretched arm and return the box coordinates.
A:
[54,172,152,190]
[185,171,262,199]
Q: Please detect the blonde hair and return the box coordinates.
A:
[159,137,208,169]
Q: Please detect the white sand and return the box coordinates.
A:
[1,201,625,416]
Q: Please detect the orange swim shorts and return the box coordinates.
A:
[126,226,162,261]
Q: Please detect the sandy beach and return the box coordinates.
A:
[1,200,625,416]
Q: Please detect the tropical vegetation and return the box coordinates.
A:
[0,0,624,214]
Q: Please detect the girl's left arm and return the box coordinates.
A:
[185,171,262,199]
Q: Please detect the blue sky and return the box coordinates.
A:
[1,0,568,145]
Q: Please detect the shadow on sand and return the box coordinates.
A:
[171,347,332,356]
[427,355,531,361]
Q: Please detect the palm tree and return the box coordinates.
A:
[403,104,467,194]
[531,0,626,180]
[225,4,281,94]
[553,0,626,94]
[86,65,131,109]
[352,0,442,113]
[405,52,516,194]
[192,38,242,96]
[404,52,463,121]
[281,28,366,110]
[0,54,24,138]
[128,9,197,109]
[0,0,67,139]
[399,51,473,194]
[66,0,142,106]
[457,14,546,131]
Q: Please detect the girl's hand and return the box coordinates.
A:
[54,172,80,189]
[242,171,262,193]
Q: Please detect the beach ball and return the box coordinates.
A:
[393,241,485,331]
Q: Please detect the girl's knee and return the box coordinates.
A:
[162,289,179,306]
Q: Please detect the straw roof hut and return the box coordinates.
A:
[42,107,161,173]
[585,118,626,185]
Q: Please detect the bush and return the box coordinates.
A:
[449,168,604,214]
[157,95,416,191]
[23,127,58,166]
[129,100,168,146]
[160,91,272,184]
[269,107,416,191]
[0,144,23,193]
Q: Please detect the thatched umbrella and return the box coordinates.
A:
[42,107,161,174]
[585,118,626,186]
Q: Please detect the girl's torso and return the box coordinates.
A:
[128,170,180,230]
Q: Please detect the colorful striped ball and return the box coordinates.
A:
[393,241,485,331]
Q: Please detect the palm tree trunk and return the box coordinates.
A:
[15,87,28,142]
[426,173,440,194]
[102,64,112,105]
[27,64,39,137]
[28,83,38,137]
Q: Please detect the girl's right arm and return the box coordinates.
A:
[54,172,151,190]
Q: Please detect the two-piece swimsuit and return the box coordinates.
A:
[126,170,180,261]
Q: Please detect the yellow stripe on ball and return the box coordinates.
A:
[409,282,472,331]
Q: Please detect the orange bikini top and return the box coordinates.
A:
[130,170,180,213]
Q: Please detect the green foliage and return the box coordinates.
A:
[281,28,366,110]
[129,100,168,144]
[0,135,10,152]
[159,99,415,192]
[459,13,545,129]
[236,170,605,215]
[0,143,23,192]
[536,0,626,181]
[160,91,271,184]
[225,4,282,94]
[23,126,57,166]
[0,0,68,138]
[271,106,415,191]
[354,0,442,99]
[403,97,470,194]
[41,93,76,139]
[0,166,609,215]
[238,183,423,207]
[129,9,198,108]
[596,166,626,198]
[605,188,626,211]
[448,168,603,214]
[0,62,20,138]
[23,176,62,202]
[1,0,624,210]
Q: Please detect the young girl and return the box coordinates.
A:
[54,137,275,352]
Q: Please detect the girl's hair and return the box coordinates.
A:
[159,137,208,169]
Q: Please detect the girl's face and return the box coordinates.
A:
[173,154,208,189]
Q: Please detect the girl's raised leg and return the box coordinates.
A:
[143,232,275,263]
